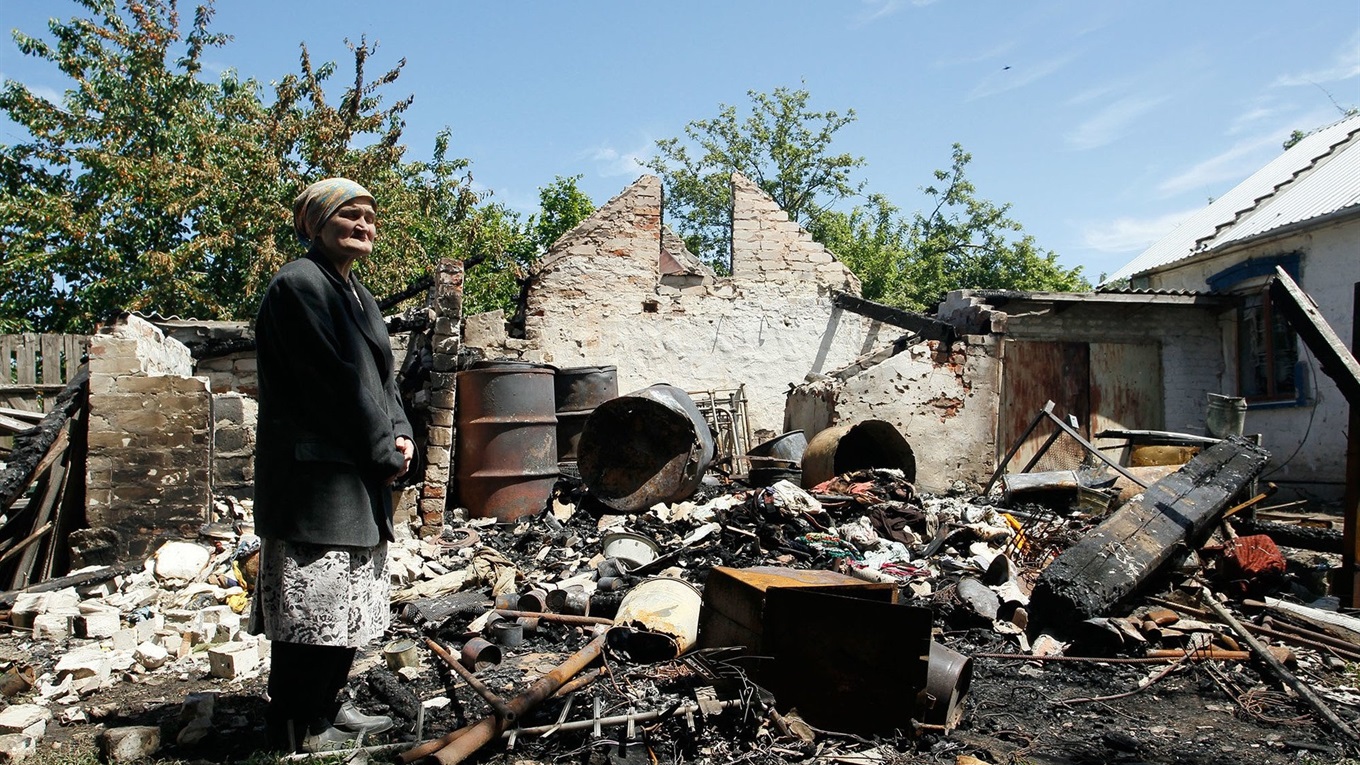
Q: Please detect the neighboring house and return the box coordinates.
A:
[1104,114,1360,501]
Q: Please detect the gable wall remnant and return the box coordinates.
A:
[478,174,886,434]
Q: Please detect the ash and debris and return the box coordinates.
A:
[0,465,1355,765]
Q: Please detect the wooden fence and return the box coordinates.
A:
[1,333,90,427]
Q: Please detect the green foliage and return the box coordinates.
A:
[645,85,864,270]
[460,175,595,317]
[0,0,479,332]
[810,145,1089,310]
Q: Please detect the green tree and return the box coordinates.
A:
[0,0,479,332]
[645,85,864,271]
[460,175,596,317]
[811,145,1088,310]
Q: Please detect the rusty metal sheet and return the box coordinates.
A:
[763,587,932,735]
[1089,342,1163,435]
[999,341,1089,472]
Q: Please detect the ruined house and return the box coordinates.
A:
[464,173,890,436]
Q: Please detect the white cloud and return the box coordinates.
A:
[585,142,649,178]
[1273,29,1360,87]
[936,40,1016,67]
[1227,104,1280,135]
[851,0,934,26]
[1065,95,1166,150]
[1081,208,1200,253]
[1156,131,1284,197]
[967,54,1075,100]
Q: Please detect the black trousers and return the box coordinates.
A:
[266,641,357,748]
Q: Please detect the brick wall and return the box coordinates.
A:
[86,315,213,560]
[479,174,888,434]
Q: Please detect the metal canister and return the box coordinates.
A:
[517,588,549,613]
[460,637,502,671]
[578,385,716,512]
[455,361,558,522]
[553,365,618,462]
[606,577,702,662]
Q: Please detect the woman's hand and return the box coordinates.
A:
[388,436,416,484]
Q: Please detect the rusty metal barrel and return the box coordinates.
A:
[577,384,715,512]
[800,420,916,489]
[553,365,618,462]
[455,361,558,522]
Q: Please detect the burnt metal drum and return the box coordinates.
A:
[455,361,558,522]
[801,420,916,489]
[553,365,619,462]
[577,384,715,512]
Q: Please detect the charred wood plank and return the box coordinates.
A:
[0,563,132,607]
[378,274,433,312]
[1231,518,1341,553]
[0,367,86,514]
[831,291,956,345]
[1031,436,1270,627]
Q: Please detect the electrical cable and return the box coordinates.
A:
[1260,342,1320,479]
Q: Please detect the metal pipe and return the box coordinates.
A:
[424,637,516,723]
[1196,591,1360,743]
[493,608,614,626]
[402,633,607,765]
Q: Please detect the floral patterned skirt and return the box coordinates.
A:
[248,538,390,648]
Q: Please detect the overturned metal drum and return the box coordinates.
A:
[801,420,916,489]
[553,365,618,462]
[577,384,715,512]
[455,361,558,522]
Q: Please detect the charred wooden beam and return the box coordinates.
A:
[0,368,87,514]
[1269,267,1360,405]
[1031,436,1270,627]
[831,291,956,345]
[0,563,132,608]
[378,274,434,312]
[1231,518,1341,554]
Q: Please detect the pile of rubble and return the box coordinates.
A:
[0,424,1357,764]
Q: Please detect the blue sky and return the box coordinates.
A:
[3,1,1358,281]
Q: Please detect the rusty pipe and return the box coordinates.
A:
[550,666,606,699]
[425,637,516,723]
[493,608,614,626]
[402,633,607,765]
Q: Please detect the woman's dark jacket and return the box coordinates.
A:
[253,250,413,548]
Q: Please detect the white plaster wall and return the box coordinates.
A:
[1147,217,1360,497]
[787,337,1000,494]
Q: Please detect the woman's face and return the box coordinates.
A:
[317,199,377,263]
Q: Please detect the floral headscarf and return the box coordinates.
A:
[292,178,375,245]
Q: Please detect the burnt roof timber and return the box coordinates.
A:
[831,291,956,345]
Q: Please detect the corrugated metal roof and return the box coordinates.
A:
[1103,114,1360,284]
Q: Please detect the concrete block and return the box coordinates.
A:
[99,726,161,763]
[76,604,121,639]
[30,611,77,641]
[135,641,171,670]
[55,647,111,683]
[208,642,260,679]
[0,733,37,763]
[0,706,50,738]
[110,627,139,652]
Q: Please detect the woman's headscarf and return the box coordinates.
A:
[292,178,376,245]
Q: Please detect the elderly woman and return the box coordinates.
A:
[251,178,415,752]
